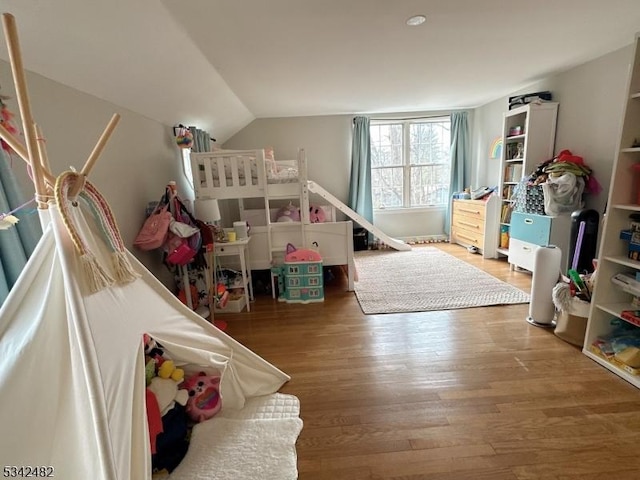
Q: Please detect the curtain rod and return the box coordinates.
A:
[354,114,450,123]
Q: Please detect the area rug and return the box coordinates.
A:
[354,247,530,314]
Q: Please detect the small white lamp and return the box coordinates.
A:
[194,198,221,225]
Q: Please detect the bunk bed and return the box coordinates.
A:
[190,149,356,290]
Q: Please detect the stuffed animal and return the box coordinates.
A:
[309,205,326,223]
[182,371,222,423]
[284,243,322,262]
[143,334,167,377]
[276,203,300,222]
[158,360,185,383]
[148,377,189,416]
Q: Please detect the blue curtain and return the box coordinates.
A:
[0,150,42,305]
[445,111,470,236]
[348,116,373,225]
[188,126,213,153]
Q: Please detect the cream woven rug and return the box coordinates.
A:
[354,247,530,314]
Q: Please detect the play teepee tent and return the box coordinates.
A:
[0,13,290,479]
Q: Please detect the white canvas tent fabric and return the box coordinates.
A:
[0,200,290,479]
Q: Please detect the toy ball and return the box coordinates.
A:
[309,205,326,223]
[183,371,222,423]
[276,203,300,222]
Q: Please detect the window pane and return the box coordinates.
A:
[370,123,403,167]
[372,167,403,208]
[410,165,450,206]
[410,121,451,165]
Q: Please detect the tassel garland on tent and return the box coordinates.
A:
[111,250,139,284]
[80,252,114,293]
[80,181,140,283]
[55,170,142,290]
[55,171,120,291]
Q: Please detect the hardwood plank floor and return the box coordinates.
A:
[220,243,640,480]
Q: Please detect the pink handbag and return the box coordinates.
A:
[133,204,172,251]
[165,235,197,265]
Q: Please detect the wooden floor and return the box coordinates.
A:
[221,243,640,480]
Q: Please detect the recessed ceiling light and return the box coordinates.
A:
[406,15,426,26]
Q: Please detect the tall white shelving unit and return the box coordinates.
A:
[496,102,559,258]
[583,34,640,387]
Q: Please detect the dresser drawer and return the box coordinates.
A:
[508,237,539,272]
[453,201,486,221]
[452,215,483,232]
[510,212,552,246]
[451,226,484,249]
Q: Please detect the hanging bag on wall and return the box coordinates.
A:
[164,193,204,266]
[165,234,197,266]
[133,203,172,251]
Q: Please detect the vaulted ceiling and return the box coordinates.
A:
[1,0,640,142]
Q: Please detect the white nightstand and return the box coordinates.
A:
[214,236,254,312]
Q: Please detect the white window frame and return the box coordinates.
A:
[370,117,451,211]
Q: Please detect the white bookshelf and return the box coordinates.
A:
[496,102,559,259]
[584,33,640,387]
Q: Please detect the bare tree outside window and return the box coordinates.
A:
[370,118,450,209]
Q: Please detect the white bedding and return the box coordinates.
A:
[160,393,302,480]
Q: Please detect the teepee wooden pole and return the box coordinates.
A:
[0,121,56,186]
[0,121,28,161]
[1,13,48,208]
[68,113,120,197]
[35,123,53,181]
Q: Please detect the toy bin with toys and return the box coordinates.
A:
[274,243,324,304]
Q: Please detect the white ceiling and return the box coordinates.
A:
[1,0,640,142]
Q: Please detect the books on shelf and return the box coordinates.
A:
[502,184,515,201]
[500,204,513,224]
[503,163,523,183]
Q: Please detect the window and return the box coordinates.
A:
[370,117,451,209]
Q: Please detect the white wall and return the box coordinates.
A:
[471,99,507,188]
[0,60,184,284]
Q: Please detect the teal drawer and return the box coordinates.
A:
[510,212,551,245]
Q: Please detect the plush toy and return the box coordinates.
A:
[158,360,185,383]
[309,205,326,223]
[143,334,167,376]
[284,243,322,262]
[148,377,189,416]
[145,359,157,385]
[182,371,222,423]
[276,203,300,222]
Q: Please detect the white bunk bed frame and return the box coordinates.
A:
[190,148,356,291]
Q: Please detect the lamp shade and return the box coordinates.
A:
[194,199,221,223]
